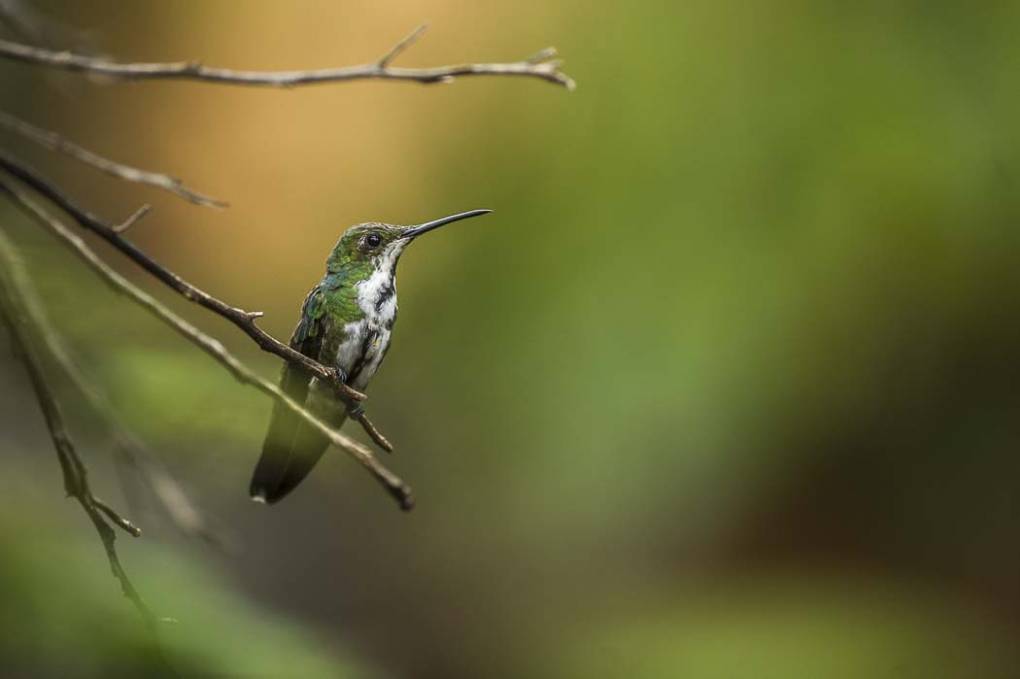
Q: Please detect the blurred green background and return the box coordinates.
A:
[2,1,1020,677]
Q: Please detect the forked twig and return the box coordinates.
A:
[0,26,576,89]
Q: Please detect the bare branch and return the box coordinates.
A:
[0,226,222,543]
[0,32,576,90]
[0,237,153,624]
[0,150,366,403]
[0,177,414,510]
[0,110,226,207]
[378,24,429,68]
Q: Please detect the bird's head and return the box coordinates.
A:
[326,209,491,277]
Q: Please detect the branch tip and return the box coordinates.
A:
[397,486,415,512]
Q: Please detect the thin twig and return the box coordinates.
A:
[0,178,414,510]
[92,497,142,537]
[0,31,576,90]
[112,202,151,232]
[0,243,153,624]
[350,408,395,453]
[377,24,429,68]
[0,151,366,403]
[0,110,226,207]
[0,227,222,543]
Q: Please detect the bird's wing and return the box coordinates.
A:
[250,286,344,503]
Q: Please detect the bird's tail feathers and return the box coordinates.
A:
[251,378,346,503]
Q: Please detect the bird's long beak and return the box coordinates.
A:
[403,209,491,239]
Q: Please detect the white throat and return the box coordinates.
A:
[355,243,403,323]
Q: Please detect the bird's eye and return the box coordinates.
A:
[365,233,382,248]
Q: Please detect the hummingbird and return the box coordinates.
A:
[250,209,491,504]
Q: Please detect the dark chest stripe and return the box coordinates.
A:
[347,328,379,384]
[374,284,395,313]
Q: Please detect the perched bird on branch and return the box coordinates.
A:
[250,209,491,503]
